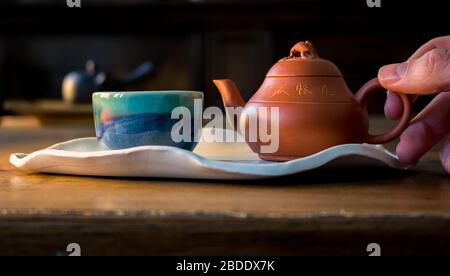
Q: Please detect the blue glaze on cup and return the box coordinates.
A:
[92,91,203,150]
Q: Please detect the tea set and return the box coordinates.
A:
[91,41,411,160]
[10,41,413,179]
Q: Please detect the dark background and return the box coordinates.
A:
[0,0,448,114]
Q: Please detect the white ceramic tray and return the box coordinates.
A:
[10,129,408,180]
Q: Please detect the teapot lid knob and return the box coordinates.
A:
[266,40,342,77]
[289,41,319,59]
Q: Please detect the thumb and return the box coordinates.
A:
[378,48,450,94]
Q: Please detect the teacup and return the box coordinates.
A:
[92,91,204,150]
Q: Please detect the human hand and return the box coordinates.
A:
[378,36,450,173]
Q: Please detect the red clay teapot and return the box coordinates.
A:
[214,41,412,161]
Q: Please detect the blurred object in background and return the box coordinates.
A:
[0,36,180,98]
[62,60,105,104]
[62,60,154,104]
[0,35,185,125]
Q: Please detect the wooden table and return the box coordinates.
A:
[0,117,449,256]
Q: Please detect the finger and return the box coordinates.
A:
[378,48,450,94]
[384,91,404,120]
[440,140,450,174]
[396,93,450,164]
[408,36,450,61]
[384,92,419,120]
[380,36,449,118]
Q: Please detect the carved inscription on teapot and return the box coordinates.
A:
[270,82,336,100]
[296,82,335,97]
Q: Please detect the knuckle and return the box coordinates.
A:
[425,49,450,92]
[425,49,450,71]
[412,49,450,92]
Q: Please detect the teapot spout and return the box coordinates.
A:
[213,79,245,108]
[213,79,246,131]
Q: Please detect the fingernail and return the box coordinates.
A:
[379,63,407,83]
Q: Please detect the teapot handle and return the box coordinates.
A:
[355,78,412,144]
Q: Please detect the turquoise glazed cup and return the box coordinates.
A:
[92,91,203,150]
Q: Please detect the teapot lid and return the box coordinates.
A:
[266,41,343,77]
